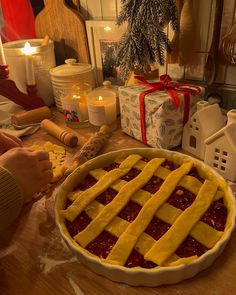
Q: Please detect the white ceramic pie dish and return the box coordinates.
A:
[55,148,236,287]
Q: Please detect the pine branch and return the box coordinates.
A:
[116,27,149,79]
[167,0,179,32]
[143,22,171,64]
[116,0,179,79]
[117,0,143,25]
[135,0,171,27]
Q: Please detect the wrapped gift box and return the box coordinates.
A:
[119,80,205,149]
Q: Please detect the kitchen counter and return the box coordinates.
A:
[0,110,235,295]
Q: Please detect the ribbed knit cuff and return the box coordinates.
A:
[0,166,23,231]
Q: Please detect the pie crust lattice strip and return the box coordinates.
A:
[55,148,236,286]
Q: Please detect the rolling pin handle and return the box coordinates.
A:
[41,119,78,147]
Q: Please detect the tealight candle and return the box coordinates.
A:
[21,42,36,85]
[0,36,6,65]
[87,89,117,130]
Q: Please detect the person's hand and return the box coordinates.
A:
[0,131,23,154]
[0,147,53,202]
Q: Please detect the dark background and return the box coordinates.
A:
[29,0,44,16]
[29,0,79,16]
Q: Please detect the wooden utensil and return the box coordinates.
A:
[41,119,78,147]
[35,0,90,65]
[11,106,52,126]
[65,125,110,175]
[220,21,236,64]
[204,0,224,85]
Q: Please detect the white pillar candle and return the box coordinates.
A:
[87,90,116,127]
[21,42,36,85]
[0,36,6,65]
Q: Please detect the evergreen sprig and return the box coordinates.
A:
[116,0,179,80]
[117,0,143,25]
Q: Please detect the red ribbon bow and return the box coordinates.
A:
[134,74,202,145]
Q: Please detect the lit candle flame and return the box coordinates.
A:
[104,26,112,31]
[73,94,81,99]
[98,96,103,101]
[21,42,36,55]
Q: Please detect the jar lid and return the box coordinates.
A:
[50,58,93,77]
[94,80,119,97]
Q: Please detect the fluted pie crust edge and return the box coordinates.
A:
[55,148,236,286]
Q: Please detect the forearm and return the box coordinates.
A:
[0,166,23,232]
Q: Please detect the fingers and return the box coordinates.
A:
[38,158,53,184]
[43,169,53,183]
[2,132,23,146]
[34,150,50,161]
[39,160,53,171]
[20,148,52,171]
[0,132,23,153]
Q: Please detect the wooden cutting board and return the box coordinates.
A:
[35,0,90,65]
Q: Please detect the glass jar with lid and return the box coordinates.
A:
[61,83,92,128]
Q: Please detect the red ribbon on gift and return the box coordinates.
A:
[135,74,202,145]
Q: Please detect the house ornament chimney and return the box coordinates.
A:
[227,109,236,125]
[196,100,209,111]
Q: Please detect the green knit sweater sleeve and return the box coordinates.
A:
[0,166,23,231]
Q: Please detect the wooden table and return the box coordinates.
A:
[0,110,235,295]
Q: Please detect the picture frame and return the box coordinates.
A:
[86,20,127,86]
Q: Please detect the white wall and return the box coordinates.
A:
[79,0,236,86]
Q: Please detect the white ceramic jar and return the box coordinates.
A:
[49,59,95,112]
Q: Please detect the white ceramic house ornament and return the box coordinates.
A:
[182,100,225,160]
[204,109,236,182]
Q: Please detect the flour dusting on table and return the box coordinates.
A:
[67,276,85,295]
[39,254,77,274]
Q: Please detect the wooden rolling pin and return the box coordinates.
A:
[65,125,110,175]
[41,119,78,147]
[11,106,51,126]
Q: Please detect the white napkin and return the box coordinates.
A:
[0,96,40,137]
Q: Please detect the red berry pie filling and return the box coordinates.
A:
[62,152,230,270]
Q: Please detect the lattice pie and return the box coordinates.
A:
[55,149,235,286]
